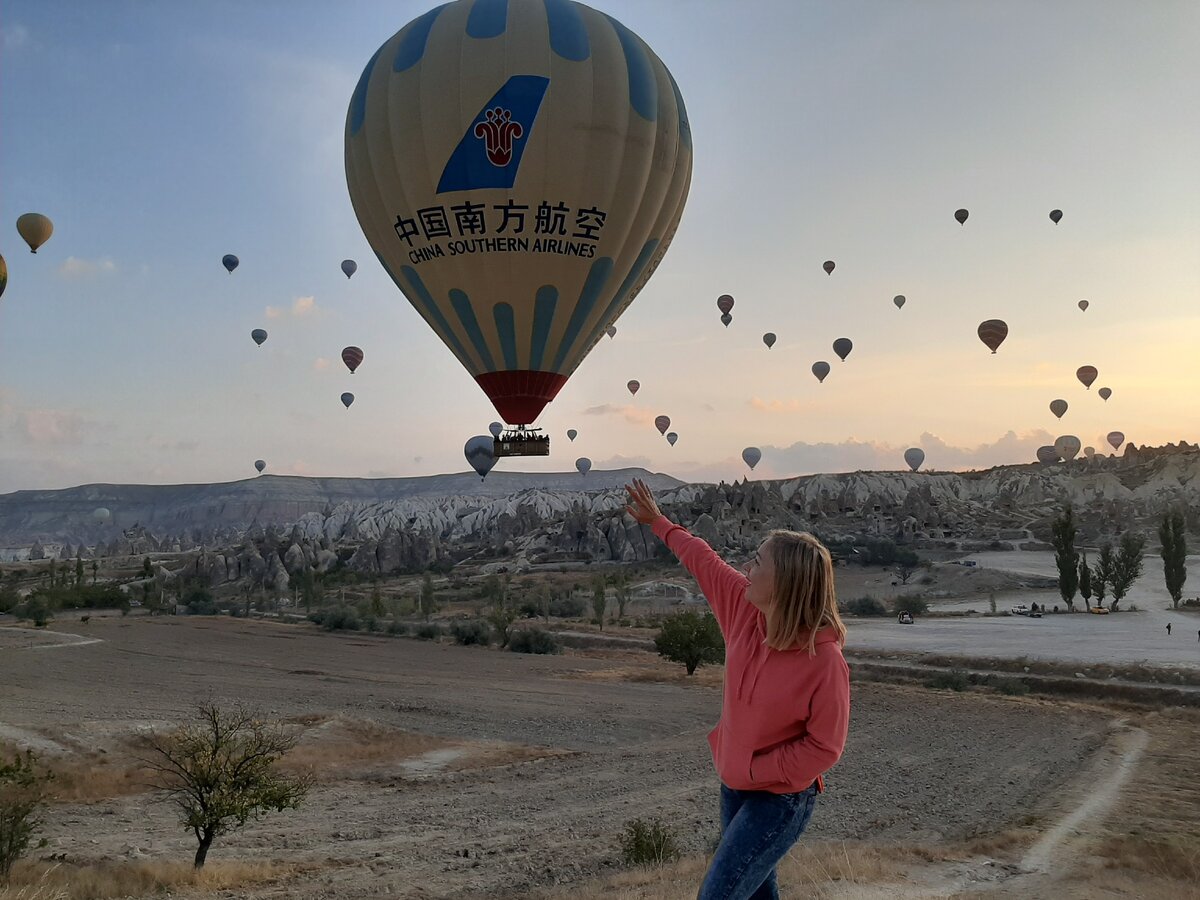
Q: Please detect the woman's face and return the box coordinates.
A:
[742,539,775,612]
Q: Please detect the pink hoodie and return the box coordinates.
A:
[652,515,850,794]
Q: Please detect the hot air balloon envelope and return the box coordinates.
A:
[627,380,640,396]
[742,447,761,470]
[822,260,835,275]
[666,432,678,446]
[342,346,364,374]
[1076,366,1098,389]
[254,459,266,473]
[1107,431,1125,451]
[465,435,497,479]
[762,332,776,349]
[92,507,111,523]
[977,319,1008,353]
[1084,446,1095,458]
[341,392,355,408]
[489,421,503,438]
[17,214,53,253]
[605,325,617,339]
[893,295,905,309]
[566,428,577,441]
[654,415,670,435]
[251,329,268,346]
[832,338,852,361]
[0,254,7,300]
[1078,299,1089,311]
[1036,446,1059,465]
[716,295,734,315]
[576,457,592,475]
[1049,399,1068,419]
[954,208,969,225]
[222,254,239,273]
[1050,209,1063,224]
[341,259,358,278]
[903,448,924,472]
[720,312,732,328]
[345,1,693,427]
[1054,435,1081,461]
[1098,387,1112,401]
[811,361,830,383]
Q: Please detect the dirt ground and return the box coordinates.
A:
[0,615,1121,899]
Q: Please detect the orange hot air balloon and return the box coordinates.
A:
[977,320,1008,353]
[1076,366,1097,389]
[342,346,364,374]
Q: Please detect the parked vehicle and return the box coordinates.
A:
[897,611,914,625]
[1010,605,1030,616]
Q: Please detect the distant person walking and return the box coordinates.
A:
[1166,622,1172,636]
[624,478,850,900]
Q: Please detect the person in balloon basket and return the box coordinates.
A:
[624,479,850,900]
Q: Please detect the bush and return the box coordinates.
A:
[892,595,930,616]
[841,596,887,617]
[321,606,361,632]
[620,817,679,867]
[450,620,492,646]
[414,623,442,641]
[386,620,409,636]
[996,679,1031,696]
[14,597,52,627]
[508,628,560,654]
[926,669,969,691]
[0,751,54,879]
[548,596,587,618]
[654,611,724,675]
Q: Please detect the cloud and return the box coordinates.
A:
[265,306,284,319]
[748,397,815,414]
[17,409,88,446]
[265,296,321,321]
[593,454,653,470]
[313,357,330,372]
[582,404,656,426]
[57,257,117,279]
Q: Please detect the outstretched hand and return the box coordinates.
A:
[624,478,662,525]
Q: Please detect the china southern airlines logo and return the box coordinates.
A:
[437,75,549,193]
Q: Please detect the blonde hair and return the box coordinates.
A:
[763,530,846,655]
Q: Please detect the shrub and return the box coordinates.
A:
[386,620,409,636]
[548,596,586,618]
[654,611,724,675]
[841,596,887,617]
[414,623,442,641]
[926,669,969,691]
[508,628,560,654]
[321,606,361,632]
[0,751,54,879]
[620,817,679,867]
[996,679,1031,696]
[892,595,930,616]
[450,620,492,646]
[14,597,52,627]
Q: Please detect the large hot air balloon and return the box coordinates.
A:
[254,459,266,473]
[627,379,640,396]
[345,1,692,431]
[666,431,678,446]
[717,295,734,315]
[341,392,355,408]
[720,312,732,328]
[893,295,905,310]
[762,332,776,349]
[1050,209,1063,224]
[811,361,830,383]
[342,346,364,374]
[954,208,969,225]
[464,435,497,480]
[1098,387,1112,401]
[251,328,268,347]
[605,325,617,339]
[822,260,835,275]
[0,254,7,300]
[654,415,670,435]
[1054,435,1081,462]
[92,507,111,524]
[1036,446,1059,465]
[1084,446,1095,459]
[341,259,358,278]
[566,428,577,441]
[742,447,761,470]
[1107,431,1125,452]
[16,214,53,253]
[1077,299,1089,311]
[489,421,503,437]
[1076,365,1097,389]
[1049,399,1068,419]
[903,448,924,472]
[575,457,591,475]
[222,254,239,273]
[977,319,1008,353]
[832,338,852,362]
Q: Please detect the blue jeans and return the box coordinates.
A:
[697,782,818,900]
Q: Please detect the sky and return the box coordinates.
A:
[1,0,1198,493]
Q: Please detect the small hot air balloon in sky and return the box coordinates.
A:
[954,208,969,225]
[763,332,776,349]
[341,259,358,279]
[666,432,678,446]
[1098,387,1112,401]
[1084,446,1096,459]
[16,213,53,253]
[576,457,592,475]
[627,380,640,396]
[0,254,7,300]
[822,260,835,275]
[606,325,617,339]
[567,428,577,442]
[1077,299,1089,311]
[1050,209,1063,224]
[1036,446,1060,465]
[720,312,733,328]
[1054,435,1081,462]
[742,447,762,470]
[341,392,355,409]
[1107,431,1125,452]
[812,361,830,383]
[345,1,692,428]
[1076,366,1098,389]
[1050,399,1068,419]
[222,254,239,273]
[254,459,266,473]
[893,295,905,310]
[251,328,268,347]
[717,295,734,315]
[833,338,853,362]
[904,448,925,472]
[977,319,1008,353]
[655,415,671,435]
[92,507,111,524]
[342,346,364,374]
[464,435,496,480]
[489,421,503,438]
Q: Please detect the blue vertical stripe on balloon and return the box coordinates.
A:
[450,289,497,372]
[493,303,518,370]
[394,4,449,72]
[551,257,614,371]
[529,286,558,370]
[466,0,508,38]
[544,0,590,60]
[668,70,691,148]
[399,265,476,373]
[603,15,656,121]
[580,239,659,350]
[349,43,385,136]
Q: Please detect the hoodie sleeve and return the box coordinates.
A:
[749,651,850,789]
[650,515,749,634]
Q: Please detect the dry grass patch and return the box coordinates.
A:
[565,660,725,689]
[0,741,151,805]
[278,716,449,776]
[0,859,306,900]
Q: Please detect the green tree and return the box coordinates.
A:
[141,703,309,869]
[420,573,438,621]
[1109,532,1146,612]
[370,580,386,618]
[655,610,725,675]
[1050,505,1079,611]
[611,571,631,622]
[1092,544,1113,608]
[0,751,54,880]
[486,589,517,649]
[142,557,154,580]
[1158,511,1188,609]
[1078,552,1092,604]
[47,559,56,589]
[90,560,98,585]
[591,575,608,631]
[75,555,85,587]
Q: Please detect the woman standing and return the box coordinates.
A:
[624,479,850,900]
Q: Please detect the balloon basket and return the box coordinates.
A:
[494,428,550,458]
